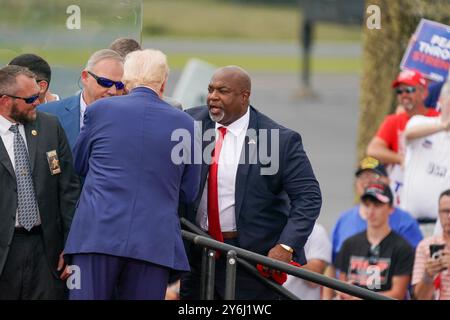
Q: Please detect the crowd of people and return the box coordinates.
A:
[0,37,449,300]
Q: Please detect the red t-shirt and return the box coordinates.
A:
[376,109,440,154]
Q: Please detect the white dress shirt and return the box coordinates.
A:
[197,106,250,232]
[79,92,88,129]
[0,115,41,227]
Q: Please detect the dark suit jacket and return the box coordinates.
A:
[0,112,80,277]
[38,93,81,151]
[64,87,200,272]
[184,106,322,264]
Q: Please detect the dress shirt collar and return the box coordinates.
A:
[80,91,88,115]
[0,115,18,136]
[215,106,250,136]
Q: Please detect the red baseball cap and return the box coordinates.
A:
[392,69,427,88]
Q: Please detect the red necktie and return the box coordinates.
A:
[207,126,228,242]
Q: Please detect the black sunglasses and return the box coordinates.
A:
[87,71,124,90]
[2,93,40,104]
[368,245,380,265]
[395,86,416,95]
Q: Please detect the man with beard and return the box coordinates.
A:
[0,65,80,299]
[367,69,439,207]
[180,65,322,299]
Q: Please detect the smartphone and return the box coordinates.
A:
[430,244,445,260]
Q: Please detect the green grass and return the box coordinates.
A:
[142,0,362,42]
[167,53,361,73]
[0,48,361,74]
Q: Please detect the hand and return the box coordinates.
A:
[438,249,450,271]
[57,252,71,281]
[267,244,293,264]
[425,256,444,279]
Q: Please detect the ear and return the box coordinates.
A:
[420,86,429,100]
[80,70,89,87]
[242,90,250,103]
[159,79,166,97]
[38,80,49,94]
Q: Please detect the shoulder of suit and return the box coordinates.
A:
[38,94,79,114]
[254,108,299,140]
[185,105,208,119]
[36,110,59,126]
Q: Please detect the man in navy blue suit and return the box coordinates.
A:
[64,49,200,300]
[38,49,124,150]
[180,66,322,299]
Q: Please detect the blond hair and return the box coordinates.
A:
[122,49,169,92]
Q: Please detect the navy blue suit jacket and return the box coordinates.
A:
[185,106,322,264]
[64,87,201,272]
[38,93,81,151]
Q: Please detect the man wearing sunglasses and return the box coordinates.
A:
[0,65,80,299]
[38,49,124,150]
[334,183,414,300]
[367,69,440,207]
[9,53,60,104]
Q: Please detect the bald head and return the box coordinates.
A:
[212,65,251,93]
[207,65,251,125]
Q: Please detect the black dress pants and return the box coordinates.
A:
[0,230,65,300]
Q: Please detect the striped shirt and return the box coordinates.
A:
[412,235,450,300]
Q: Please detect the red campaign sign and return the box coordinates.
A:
[400,19,450,82]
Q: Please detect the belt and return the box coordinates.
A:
[14,225,42,235]
[222,231,238,239]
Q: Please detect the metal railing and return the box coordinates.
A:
[181,218,393,301]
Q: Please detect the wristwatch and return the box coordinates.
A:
[280,244,294,253]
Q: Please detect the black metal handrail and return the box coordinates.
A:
[181,221,393,300]
[181,218,300,300]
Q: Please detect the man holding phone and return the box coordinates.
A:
[412,189,450,300]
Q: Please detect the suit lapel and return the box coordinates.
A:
[234,107,258,221]
[63,95,81,136]
[0,139,15,180]
[197,116,215,206]
[24,119,39,173]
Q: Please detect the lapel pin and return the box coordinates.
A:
[31,130,38,136]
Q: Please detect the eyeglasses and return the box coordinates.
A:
[395,87,416,95]
[1,93,40,104]
[368,245,380,265]
[87,71,124,90]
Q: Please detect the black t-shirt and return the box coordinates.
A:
[334,230,414,292]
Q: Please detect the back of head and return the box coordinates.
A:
[109,37,142,58]
[9,53,51,84]
[122,49,168,93]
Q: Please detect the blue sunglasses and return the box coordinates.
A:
[88,71,124,90]
[2,93,40,104]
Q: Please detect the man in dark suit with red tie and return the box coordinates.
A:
[180,65,322,299]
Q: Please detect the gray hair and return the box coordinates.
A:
[0,65,36,95]
[85,49,123,71]
[122,49,169,91]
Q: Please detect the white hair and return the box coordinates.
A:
[122,49,169,91]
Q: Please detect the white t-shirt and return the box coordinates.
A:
[283,224,332,300]
[401,115,450,220]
